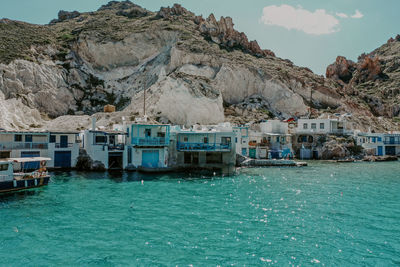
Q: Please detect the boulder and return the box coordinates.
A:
[321,140,350,160]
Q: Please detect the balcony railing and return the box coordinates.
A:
[131,137,168,146]
[54,143,75,148]
[0,142,48,150]
[108,144,125,151]
[177,142,231,151]
[384,140,400,145]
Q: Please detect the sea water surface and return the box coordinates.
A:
[1,161,400,266]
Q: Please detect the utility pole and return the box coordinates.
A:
[143,88,146,116]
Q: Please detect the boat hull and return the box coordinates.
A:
[0,176,50,194]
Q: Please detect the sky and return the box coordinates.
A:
[1,0,399,75]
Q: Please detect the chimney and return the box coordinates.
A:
[92,117,96,130]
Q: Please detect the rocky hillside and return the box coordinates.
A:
[0,1,398,131]
[327,35,400,119]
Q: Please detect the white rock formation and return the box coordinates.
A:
[0,91,44,130]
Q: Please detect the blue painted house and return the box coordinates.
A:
[128,124,171,169]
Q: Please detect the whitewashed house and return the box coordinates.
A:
[48,131,80,168]
[295,117,349,135]
[233,126,249,156]
[0,130,80,169]
[0,131,50,169]
[355,132,400,156]
[83,130,128,170]
[248,120,293,159]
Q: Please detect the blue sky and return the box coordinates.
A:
[1,0,399,75]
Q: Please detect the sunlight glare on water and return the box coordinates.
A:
[1,161,400,265]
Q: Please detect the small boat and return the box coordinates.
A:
[0,157,51,194]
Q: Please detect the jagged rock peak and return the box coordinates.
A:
[98,0,140,11]
[387,34,400,43]
[198,14,275,58]
[326,56,356,84]
[356,55,385,82]
[50,10,81,24]
[156,4,195,19]
[98,1,149,18]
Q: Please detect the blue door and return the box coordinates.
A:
[377,146,383,156]
[54,151,71,168]
[249,148,256,158]
[21,151,40,170]
[241,148,247,156]
[142,150,159,168]
[60,135,68,148]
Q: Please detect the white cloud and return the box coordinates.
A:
[336,12,348,18]
[260,5,339,35]
[351,10,364,19]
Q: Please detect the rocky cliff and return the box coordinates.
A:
[0,1,398,131]
[327,35,400,120]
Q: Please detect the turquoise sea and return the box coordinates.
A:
[1,161,400,266]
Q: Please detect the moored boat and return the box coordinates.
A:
[0,157,51,194]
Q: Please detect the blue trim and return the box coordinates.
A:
[130,124,170,146]
[177,142,231,151]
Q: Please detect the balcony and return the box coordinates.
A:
[177,142,231,151]
[131,137,168,147]
[108,144,125,151]
[54,143,74,148]
[384,140,400,145]
[0,142,48,150]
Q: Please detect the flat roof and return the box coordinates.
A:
[8,157,52,163]
[89,130,127,135]
[0,130,48,134]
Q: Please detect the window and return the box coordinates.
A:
[25,135,33,142]
[50,135,56,143]
[281,137,286,143]
[204,137,208,143]
[95,135,107,144]
[0,164,8,171]
[0,152,10,159]
[14,135,22,142]
[320,123,325,129]
[303,123,308,129]
[377,137,382,142]
[184,137,188,142]
[157,132,165,138]
[235,137,238,143]
[311,123,316,129]
[145,129,151,137]
[276,136,280,142]
[221,137,231,144]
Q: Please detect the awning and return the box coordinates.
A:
[8,157,52,163]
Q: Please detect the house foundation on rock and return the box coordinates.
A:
[292,116,352,159]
